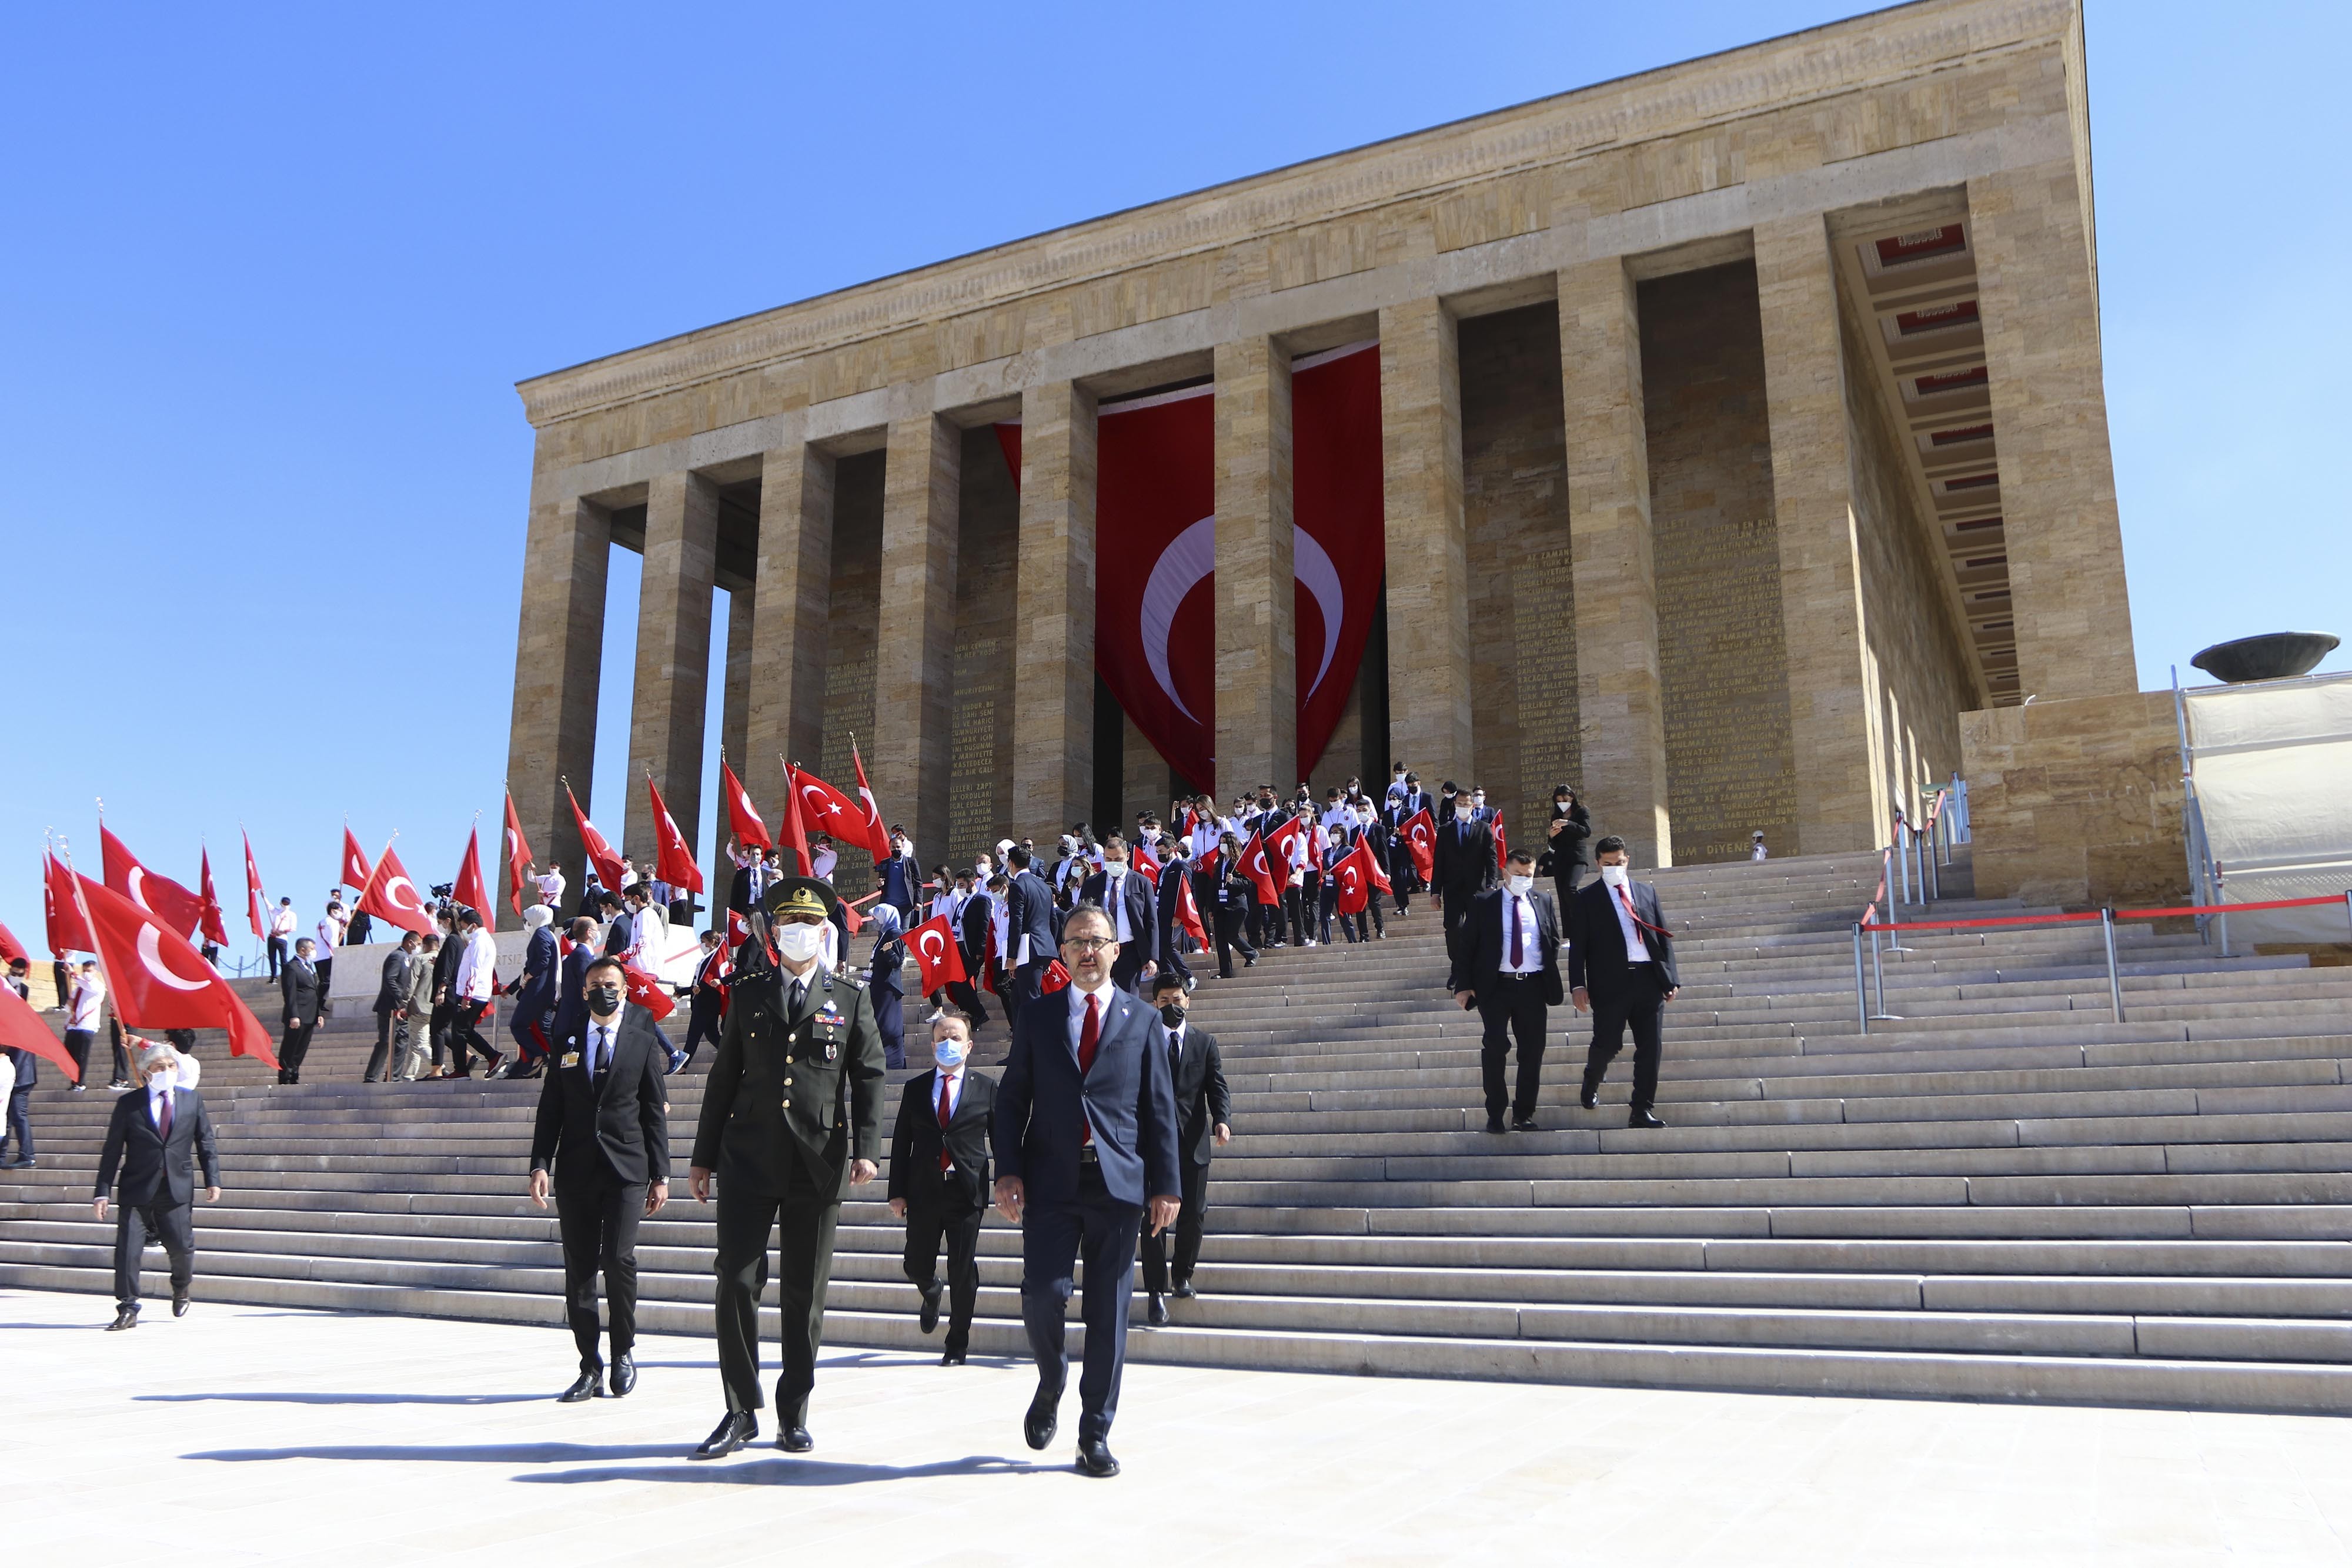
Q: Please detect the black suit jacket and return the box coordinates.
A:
[373,948,415,1015]
[280,958,324,1027]
[550,943,596,1049]
[888,1066,997,1210]
[603,908,637,957]
[95,1087,219,1206]
[1566,878,1681,996]
[430,934,465,1002]
[2,1044,36,1088]
[530,1005,671,1189]
[994,987,1180,1209]
[1461,886,1565,1005]
[1078,867,1158,965]
[1161,1022,1229,1166]
[957,892,994,968]
[1432,818,1498,898]
[1008,871,1058,963]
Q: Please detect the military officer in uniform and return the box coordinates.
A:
[688,877,887,1460]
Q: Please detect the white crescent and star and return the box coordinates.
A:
[1138,517,1349,723]
[135,925,211,992]
[383,876,425,915]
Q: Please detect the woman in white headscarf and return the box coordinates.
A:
[866,902,906,1069]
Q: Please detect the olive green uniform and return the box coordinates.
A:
[693,957,886,1423]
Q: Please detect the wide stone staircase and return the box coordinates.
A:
[8,848,2352,1413]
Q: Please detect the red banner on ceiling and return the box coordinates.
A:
[995,340,1385,795]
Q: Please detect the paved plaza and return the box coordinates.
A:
[10,1287,2352,1565]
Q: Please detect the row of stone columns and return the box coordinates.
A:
[506,168,2129,907]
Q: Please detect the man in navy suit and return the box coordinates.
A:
[93,1042,221,1330]
[993,902,1181,1479]
[1078,835,1159,994]
[1004,847,1060,1007]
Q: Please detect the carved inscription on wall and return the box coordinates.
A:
[1512,544,1582,810]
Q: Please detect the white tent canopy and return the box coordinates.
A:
[2183,670,2352,945]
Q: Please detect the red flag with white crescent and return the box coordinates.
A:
[1041,959,1071,994]
[1265,813,1308,873]
[502,791,533,916]
[980,914,999,997]
[842,890,873,937]
[1494,811,1506,873]
[340,827,373,893]
[788,767,871,860]
[358,843,436,937]
[101,827,205,940]
[848,741,891,860]
[1133,841,1161,881]
[776,765,810,877]
[1172,867,1208,950]
[647,778,704,894]
[720,759,770,852]
[566,784,625,891]
[0,971,76,1081]
[1335,838,1392,915]
[1399,808,1435,881]
[0,920,22,968]
[454,827,493,924]
[242,830,268,940]
[620,961,676,1022]
[74,874,278,1069]
[46,854,95,957]
[1237,831,1282,907]
[198,846,228,947]
[906,914,967,994]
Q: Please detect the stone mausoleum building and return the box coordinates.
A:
[502,0,2134,910]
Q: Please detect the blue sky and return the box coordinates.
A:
[2,1,2344,960]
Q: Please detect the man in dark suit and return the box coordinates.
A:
[601,890,637,958]
[1455,848,1564,1132]
[1079,835,1159,994]
[277,937,325,1084]
[1004,847,1060,1007]
[1433,793,1498,982]
[1201,833,1258,979]
[877,827,923,920]
[549,917,600,1057]
[428,909,466,1076]
[689,878,886,1460]
[1567,835,1681,1129]
[993,902,1181,1479]
[947,881,993,1033]
[1137,972,1228,1320]
[365,932,421,1082]
[888,1007,995,1365]
[529,954,671,1402]
[1152,838,1195,992]
[680,929,729,1068]
[93,1041,220,1329]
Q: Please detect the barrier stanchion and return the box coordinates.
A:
[2343,890,2351,942]
[2101,908,2124,1022]
[1853,923,1869,1034]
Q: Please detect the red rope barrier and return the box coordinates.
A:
[1862,910,2103,933]
[1862,892,2348,934]
[2115,894,2349,920]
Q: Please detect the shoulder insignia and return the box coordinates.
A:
[837,972,867,991]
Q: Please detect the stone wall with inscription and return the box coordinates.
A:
[818,452,885,890]
[1461,302,1578,841]
[948,427,1020,868]
[1641,263,1798,864]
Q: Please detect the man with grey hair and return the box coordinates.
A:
[94,1041,220,1330]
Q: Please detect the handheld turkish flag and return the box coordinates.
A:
[566,784,626,892]
[0,920,24,969]
[358,843,437,937]
[720,758,770,852]
[848,741,891,860]
[1494,811,1506,873]
[242,830,268,940]
[1237,831,1282,907]
[75,874,277,1069]
[776,764,811,876]
[789,767,874,859]
[1335,838,1392,915]
[1041,959,1071,994]
[101,827,205,939]
[0,972,75,1082]
[620,961,676,1022]
[340,827,373,894]
[1134,840,1161,881]
[1266,812,1308,874]
[906,914,967,994]
[842,890,873,938]
[647,778,704,894]
[1197,844,1221,875]
[502,791,533,916]
[197,846,228,947]
[46,854,94,956]
[1399,808,1436,881]
[980,914,1000,997]
[453,827,494,924]
[1172,867,1208,950]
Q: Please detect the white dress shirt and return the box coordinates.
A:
[317,913,345,955]
[1065,977,1118,1124]
[586,1019,615,1086]
[146,1079,174,1133]
[1500,887,1543,975]
[536,868,567,904]
[934,1064,965,1118]
[68,979,104,1031]
[1608,881,1652,963]
[1101,868,1133,941]
[811,845,838,882]
[269,904,298,938]
[455,927,499,1001]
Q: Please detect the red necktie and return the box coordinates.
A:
[1616,885,1648,950]
[1509,897,1524,968]
[1078,994,1100,1145]
[157,1091,173,1142]
[936,1071,954,1173]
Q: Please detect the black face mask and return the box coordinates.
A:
[1158,1003,1185,1029]
[587,985,623,1016]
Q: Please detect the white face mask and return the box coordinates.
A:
[1599,863,1631,889]
[932,1037,967,1069]
[774,922,825,962]
[1473,793,1486,806]
[146,1068,177,1094]
[1455,806,1473,821]
[1506,874,1534,895]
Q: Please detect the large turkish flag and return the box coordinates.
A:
[358,844,437,937]
[906,914,967,995]
[45,854,94,956]
[101,827,205,940]
[790,766,886,860]
[0,977,76,1081]
[75,874,277,1068]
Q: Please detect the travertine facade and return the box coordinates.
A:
[502,0,2134,912]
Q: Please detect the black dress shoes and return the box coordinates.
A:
[1628,1108,1666,1129]
[940,1350,967,1366]
[1172,1279,1198,1300]
[1024,1386,1059,1450]
[1147,1292,1169,1328]
[1579,1088,1599,1111]
[1485,1116,1508,1134]
[1512,1116,1541,1132]
[171,1286,191,1318]
[1076,1438,1121,1478]
[107,1305,138,1332]
[918,1282,942,1335]
[692,1411,758,1459]
[558,1368,602,1403]
[777,1426,814,1453]
[609,1353,636,1396]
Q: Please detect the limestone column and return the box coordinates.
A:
[1755,214,1880,855]
[626,469,720,861]
[1378,297,1472,791]
[1214,336,1296,796]
[745,443,834,783]
[503,493,610,926]
[1969,161,2137,700]
[1558,259,1672,867]
[720,580,754,763]
[1013,380,1097,840]
[876,413,959,858]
